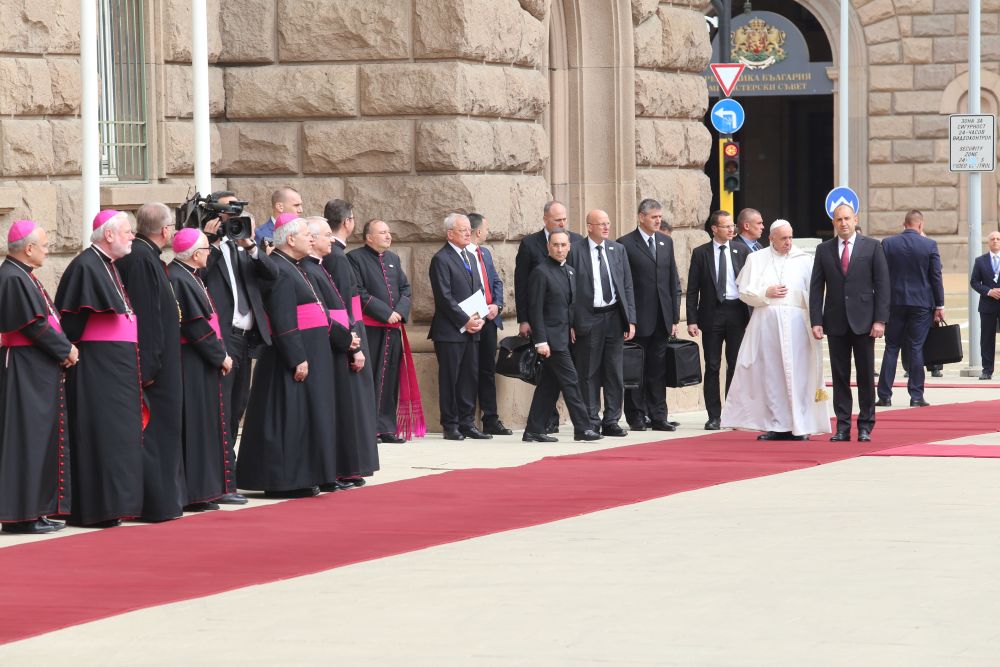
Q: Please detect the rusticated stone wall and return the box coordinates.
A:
[0,0,83,286]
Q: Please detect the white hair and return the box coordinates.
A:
[443,212,469,231]
[305,216,329,236]
[174,231,207,262]
[273,216,306,247]
[90,212,129,244]
[7,229,40,255]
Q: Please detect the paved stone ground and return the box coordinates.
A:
[1,276,999,664]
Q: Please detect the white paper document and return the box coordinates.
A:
[458,289,489,333]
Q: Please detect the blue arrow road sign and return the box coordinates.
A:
[825,186,860,219]
[710,98,745,134]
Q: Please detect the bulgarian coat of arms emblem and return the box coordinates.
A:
[731,17,787,69]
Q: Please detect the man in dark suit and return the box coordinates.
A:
[522,230,601,443]
[875,210,945,407]
[687,210,750,430]
[970,230,1000,379]
[468,213,512,435]
[569,209,636,436]
[253,186,302,248]
[618,198,681,431]
[810,203,890,442]
[513,200,584,432]
[428,213,491,441]
[735,208,765,252]
[202,190,278,503]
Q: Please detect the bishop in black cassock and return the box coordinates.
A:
[168,229,233,507]
[237,215,339,497]
[116,203,185,520]
[0,221,77,534]
[55,210,144,527]
[304,216,378,485]
[348,222,417,442]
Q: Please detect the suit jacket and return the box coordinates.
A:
[570,237,636,331]
[735,235,765,253]
[881,228,944,309]
[474,244,504,330]
[618,229,680,336]
[203,240,278,348]
[971,252,1000,314]
[809,234,891,336]
[529,257,577,351]
[686,240,749,327]
[513,228,585,323]
[428,244,482,343]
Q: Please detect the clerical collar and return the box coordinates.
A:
[5,256,34,273]
[136,234,162,255]
[305,255,321,263]
[172,259,198,274]
[546,256,566,267]
[90,244,114,263]
[364,244,384,257]
[273,248,298,264]
[333,237,347,249]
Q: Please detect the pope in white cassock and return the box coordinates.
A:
[721,219,831,440]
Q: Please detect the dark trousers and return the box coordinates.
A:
[574,309,625,429]
[625,316,670,424]
[702,300,746,421]
[878,305,933,401]
[828,331,876,433]
[369,326,403,436]
[980,311,1000,374]
[477,319,500,424]
[435,339,479,431]
[222,330,252,492]
[525,348,591,433]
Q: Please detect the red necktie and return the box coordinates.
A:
[840,240,850,275]
[476,247,493,305]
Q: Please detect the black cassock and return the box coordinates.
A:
[54,246,143,525]
[347,245,412,436]
[304,254,379,478]
[0,258,72,522]
[237,250,338,491]
[168,261,230,505]
[117,235,184,521]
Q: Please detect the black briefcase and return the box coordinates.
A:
[623,342,644,390]
[496,335,543,385]
[665,338,702,387]
[923,320,963,366]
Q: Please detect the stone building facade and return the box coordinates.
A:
[0,0,992,426]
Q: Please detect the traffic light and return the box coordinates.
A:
[722,141,741,192]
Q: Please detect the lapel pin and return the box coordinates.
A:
[659,241,664,246]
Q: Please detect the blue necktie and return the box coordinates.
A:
[992,255,998,275]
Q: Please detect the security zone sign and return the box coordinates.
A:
[949,114,996,172]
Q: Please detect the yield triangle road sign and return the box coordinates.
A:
[711,63,745,97]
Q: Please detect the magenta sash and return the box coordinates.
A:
[351,295,363,322]
[1,315,62,347]
[79,313,138,343]
[329,309,349,329]
[181,314,222,344]
[361,317,426,440]
[297,303,328,330]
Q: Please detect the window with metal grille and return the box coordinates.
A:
[97,0,148,182]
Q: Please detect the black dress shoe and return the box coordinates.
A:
[264,486,320,499]
[829,431,851,442]
[669,421,680,428]
[443,429,466,441]
[522,431,557,443]
[319,480,354,492]
[980,372,993,380]
[756,431,787,441]
[858,429,872,442]
[627,421,648,431]
[2,519,64,534]
[574,429,603,441]
[544,425,560,434]
[216,493,248,505]
[649,420,677,432]
[69,518,122,528]
[460,426,493,440]
[704,419,720,430]
[184,501,220,512]
[601,424,628,437]
[909,399,930,407]
[790,435,810,441]
[40,516,65,527]
[344,477,366,487]
[931,369,943,377]
[483,420,513,436]
[379,433,406,444]
[875,398,891,407]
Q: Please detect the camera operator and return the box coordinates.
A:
[201,190,278,504]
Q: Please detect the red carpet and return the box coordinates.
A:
[0,399,998,644]
[828,381,1000,389]
[865,444,1000,457]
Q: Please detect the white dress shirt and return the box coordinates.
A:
[713,241,740,300]
[588,238,618,307]
[221,241,255,331]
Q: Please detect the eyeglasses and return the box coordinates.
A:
[588,222,611,228]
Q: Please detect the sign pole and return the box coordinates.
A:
[719,137,734,214]
[966,0,983,374]
[838,0,849,187]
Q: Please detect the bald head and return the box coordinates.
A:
[585,209,610,243]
